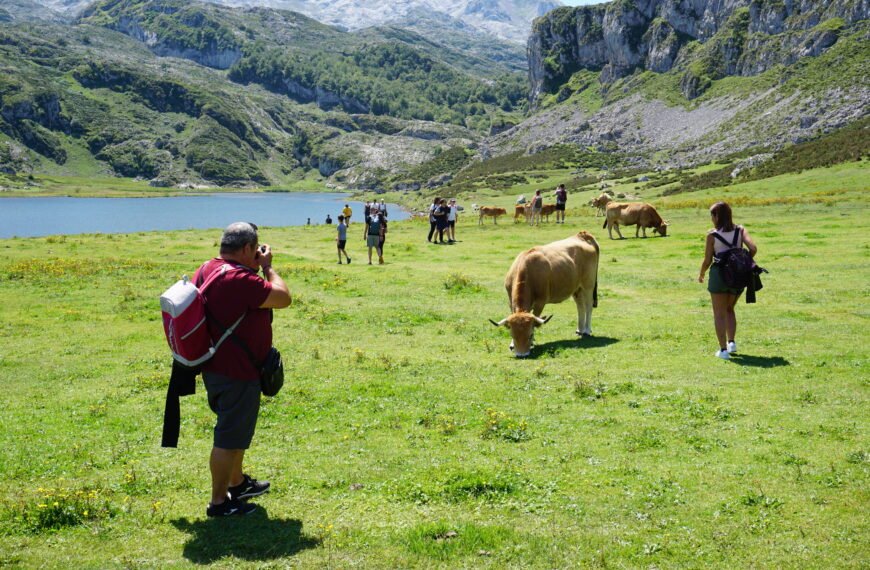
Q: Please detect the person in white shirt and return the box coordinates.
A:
[447,199,458,243]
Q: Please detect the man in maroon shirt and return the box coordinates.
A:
[193,222,291,517]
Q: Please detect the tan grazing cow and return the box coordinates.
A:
[541,203,557,222]
[514,204,530,223]
[590,193,611,217]
[478,206,507,225]
[603,202,668,239]
[490,231,600,358]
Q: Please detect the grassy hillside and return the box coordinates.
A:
[78,0,527,124]
[0,161,866,567]
[0,21,482,189]
[0,0,530,187]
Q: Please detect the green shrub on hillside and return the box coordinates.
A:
[15,120,66,164]
[745,118,869,180]
[666,118,870,195]
[404,147,472,183]
[229,41,526,126]
[95,140,169,178]
[456,145,620,182]
[184,117,266,184]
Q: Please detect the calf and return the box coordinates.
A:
[590,193,611,217]
[478,206,507,225]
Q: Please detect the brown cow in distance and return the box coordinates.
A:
[590,193,612,217]
[478,206,507,225]
[540,203,557,222]
[490,231,600,357]
[603,202,668,239]
[514,204,531,223]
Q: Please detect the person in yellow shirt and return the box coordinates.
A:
[342,204,353,225]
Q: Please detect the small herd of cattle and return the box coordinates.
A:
[473,203,572,225]
[480,200,669,357]
[474,200,668,239]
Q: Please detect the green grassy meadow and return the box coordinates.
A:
[0,161,867,568]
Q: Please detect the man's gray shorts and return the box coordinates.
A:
[203,372,261,449]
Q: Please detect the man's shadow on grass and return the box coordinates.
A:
[532,335,619,358]
[171,509,320,564]
[729,354,790,368]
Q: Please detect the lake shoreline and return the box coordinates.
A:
[0,192,411,239]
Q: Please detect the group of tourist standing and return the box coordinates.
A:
[333,201,389,265]
[523,184,568,226]
[427,197,459,244]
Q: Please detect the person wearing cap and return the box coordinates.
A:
[193,222,291,517]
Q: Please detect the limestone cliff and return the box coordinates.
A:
[528,0,869,102]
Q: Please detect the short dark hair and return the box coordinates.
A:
[710,202,734,232]
[338,215,344,221]
[220,222,258,253]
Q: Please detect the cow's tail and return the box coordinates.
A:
[602,218,607,229]
[585,230,600,308]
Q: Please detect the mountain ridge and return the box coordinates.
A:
[23,0,565,43]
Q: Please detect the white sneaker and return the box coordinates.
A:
[727,341,737,354]
[715,349,730,360]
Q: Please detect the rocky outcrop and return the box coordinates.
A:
[152,45,242,69]
[528,0,869,103]
[282,79,370,114]
[113,16,242,69]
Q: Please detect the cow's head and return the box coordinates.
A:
[654,221,669,237]
[489,312,552,358]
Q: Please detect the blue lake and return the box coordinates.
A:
[0,192,407,238]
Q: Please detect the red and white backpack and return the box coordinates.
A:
[159,264,245,368]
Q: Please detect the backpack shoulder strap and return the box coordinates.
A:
[197,262,254,292]
[197,263,228,291]
[731,226,743,247]
[711,231,732,247]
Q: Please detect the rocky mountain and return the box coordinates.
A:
[529,0,869,101]
[25,0,563,43]
[484,0,869,169]
[0,0,66,22]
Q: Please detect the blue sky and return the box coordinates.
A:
[561,0,608,5]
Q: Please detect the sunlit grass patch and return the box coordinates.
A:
[481,408,530,442]
[403,520,522,560]
[2,257,156,281]
[441,470,520,502]
[1,486,116,534]
[443,271,483,293]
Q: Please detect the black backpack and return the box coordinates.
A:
[368,216,381,236]
[713,226,754,289]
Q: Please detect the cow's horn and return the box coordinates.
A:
[534,315,553,325]
[489,318,507,327]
